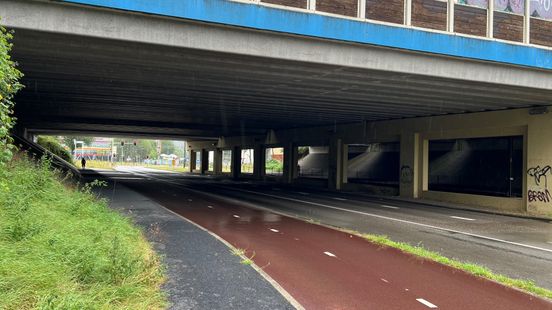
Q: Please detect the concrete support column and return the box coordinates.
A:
[253,144,265,180]
[232,146,241,179]
[283,142,298,184]
[189,150,196,173]
[200,149,209,174]
[213,148,223,174]
[526,112,552,216]
[399,132,420,198]
[328,138,347,190]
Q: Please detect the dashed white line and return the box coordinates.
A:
[270,228,279,233]
[380,205,400,210]
[324,251,337,257]
[332,197,347,201]
[207,205,213,209]
[450,216,475,221]
[233,215,240,218]
[416,298,438,308]
[219,187,552,254]
[296,192,309,195]
[380,278,389,283]
[187,199,193,202]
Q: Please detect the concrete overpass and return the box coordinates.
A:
[2,0,552,217]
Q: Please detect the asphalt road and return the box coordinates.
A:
[86,167,552,309]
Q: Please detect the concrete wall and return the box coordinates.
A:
[188,108,552,218]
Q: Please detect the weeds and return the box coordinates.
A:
[231,247,256,265]
[0,156,167,309]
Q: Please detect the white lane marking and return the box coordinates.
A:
[450,216,475,221]
[547,241,552,244]
[221,187,552,254]
[294,238,300,241]
[233,215,240,218]
[380,205,400,209]
[188,199,193,202]
[416,298,438,308]
[207,205,213,209]
[270,228,279,233]
[324,251,337,257]
[380,278,389,283]
[122,170,552,255]
[296,192,310,195]
[332,197,347,201]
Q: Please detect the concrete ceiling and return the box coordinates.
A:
[11,28,552,140]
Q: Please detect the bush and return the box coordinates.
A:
[0,156,167,309]
[36,136,73,163]
[0,24,23,169]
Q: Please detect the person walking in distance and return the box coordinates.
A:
[81,157,86,169]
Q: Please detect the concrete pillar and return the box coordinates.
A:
[189,150,196,173]
[200,149,209,174]
[399,132,420,198]
[328,138,347,190]
[526,112,552,216]
[232,146,241,179]
[283,142,298,183]
[254,144,265,179]
[213,148,223,174]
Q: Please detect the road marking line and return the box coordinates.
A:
[380,278,389,283]
[380,205,400,209]
[122,170,552,255]
[270,228,279,233]
[233,215,240,218]
[220,187,552,254]
[547,241,552,244]
[207,205,213,209]
[188,199,193,202]
[324,251,336,257]
[332,197,347,201]
[296,192,309,195]
[416,298,438,308]
[450,216,475,221]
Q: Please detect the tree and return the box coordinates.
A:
[160,140,176,155]
[61,136,94,151]
[0,24,23,170]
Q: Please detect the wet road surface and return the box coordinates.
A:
[86,168,552,309]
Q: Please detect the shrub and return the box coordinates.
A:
[0,23,23,168]
[36,136,73,163]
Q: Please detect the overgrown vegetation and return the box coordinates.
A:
[347,231,552,300]
[37,136,73,163]
[0,23,23,177]
[0,156,167,309]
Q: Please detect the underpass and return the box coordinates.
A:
[82,167,552,309]
[3,0,552,307]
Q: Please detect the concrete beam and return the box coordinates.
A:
[2,0,552,90]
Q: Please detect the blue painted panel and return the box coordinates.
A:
[60,0,552,70]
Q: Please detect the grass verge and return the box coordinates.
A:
[0,156,166,309]
[343,229,552,300]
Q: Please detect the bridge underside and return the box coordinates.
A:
[4,0,552,218]
[12,27,552,139]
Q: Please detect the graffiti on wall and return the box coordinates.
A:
[400,165,413,184]
[527,165,552,203]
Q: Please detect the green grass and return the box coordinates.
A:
[0,156,167,309]
[347,230,552,300]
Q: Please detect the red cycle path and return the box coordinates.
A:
[128,182,552,310]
